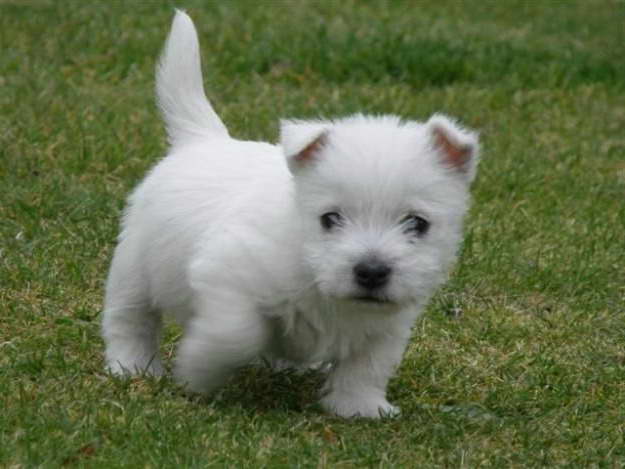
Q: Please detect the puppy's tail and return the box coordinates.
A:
[156,10,229,147]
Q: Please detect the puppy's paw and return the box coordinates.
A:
[320,391,400,419]
[106,358,165,378]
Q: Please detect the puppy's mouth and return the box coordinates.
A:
[351,293,393,305]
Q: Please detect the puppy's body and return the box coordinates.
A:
[102,11,479,418]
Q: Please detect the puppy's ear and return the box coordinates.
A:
[426,114,479,183]
[280,120,329,175]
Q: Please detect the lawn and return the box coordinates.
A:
[1,0,624,466]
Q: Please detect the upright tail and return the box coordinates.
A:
[156,10,229,147]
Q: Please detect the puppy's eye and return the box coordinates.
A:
[320,212,343,231]
[401,214,429,236]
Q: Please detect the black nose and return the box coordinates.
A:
[353,260,392,290]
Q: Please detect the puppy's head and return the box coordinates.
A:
[281,115,479,307]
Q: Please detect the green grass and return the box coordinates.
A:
[2,0,625,466]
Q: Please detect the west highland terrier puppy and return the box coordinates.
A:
[102,10,480,418]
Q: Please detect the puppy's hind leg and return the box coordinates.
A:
[102,242,164,377]
[175,290,270,394]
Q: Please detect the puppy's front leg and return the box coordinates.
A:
[320,332,410,419]
[175,290,270,394]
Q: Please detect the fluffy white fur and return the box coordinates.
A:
[102,10,480,419]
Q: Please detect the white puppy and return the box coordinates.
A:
[102,10,479,418]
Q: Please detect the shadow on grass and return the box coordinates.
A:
[191,365,327,417]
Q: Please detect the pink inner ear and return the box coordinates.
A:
[433,127,472,172]
[293,133,327,166]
